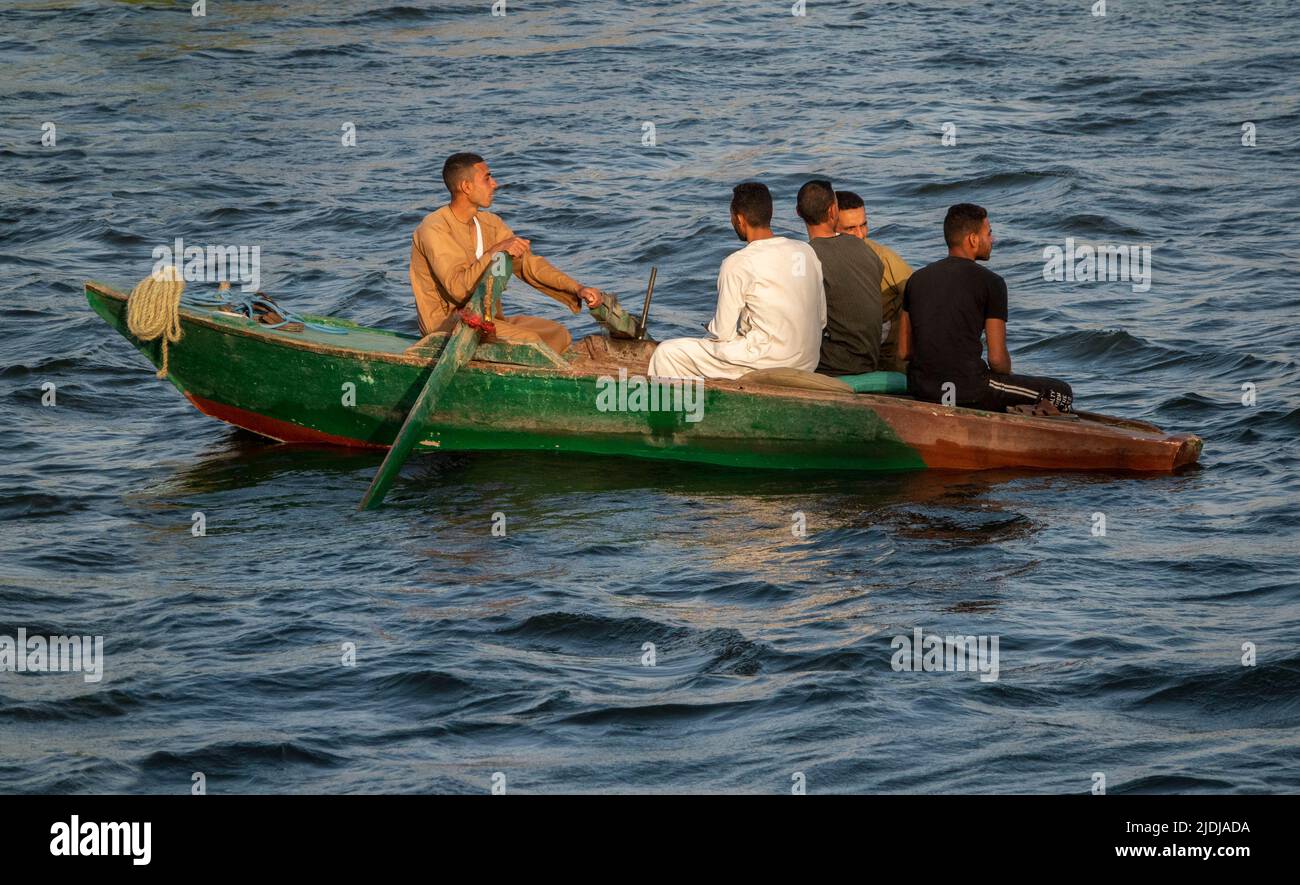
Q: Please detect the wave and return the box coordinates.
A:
[141,740,348,772]
[1110,774,1240,794]
[902,168,1078,197]
[498,611,691,646]
[371,669,478,700]
[0,688,143,723]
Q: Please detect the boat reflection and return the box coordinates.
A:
[156,429,1173,561]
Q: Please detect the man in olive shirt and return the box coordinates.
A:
[795,180,883,376]
[898,203,1073,413]
[834,190,912,373]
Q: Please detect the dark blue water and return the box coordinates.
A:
[2,0,1299,793]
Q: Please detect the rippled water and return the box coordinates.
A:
[2,0,1299,793]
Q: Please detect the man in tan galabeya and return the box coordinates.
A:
[409,152,603,353]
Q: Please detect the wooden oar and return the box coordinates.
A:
[358,256,511,510]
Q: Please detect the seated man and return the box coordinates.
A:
[898,203,1074,413]
[409,152,602,353]
[795,179,883,376]
[649,182,825,380]
[834,190,913,373]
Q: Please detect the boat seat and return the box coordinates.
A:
[836,371,909,394]
[738,368,854,393]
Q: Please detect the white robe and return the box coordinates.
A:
[648,237,826,380]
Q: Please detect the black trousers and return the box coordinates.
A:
[972,372,1074,413]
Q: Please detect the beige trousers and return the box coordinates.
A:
[494,315,572,354]
[427,312,571,355]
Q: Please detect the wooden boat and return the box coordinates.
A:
[85,281,1202,473]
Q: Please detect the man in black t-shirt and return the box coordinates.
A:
[795,179,884,376]
[898,204,1073,413]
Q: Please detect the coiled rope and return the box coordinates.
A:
[125,266,184,379]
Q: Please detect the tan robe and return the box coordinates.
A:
[865,237,913,373]
[409,205,582,353]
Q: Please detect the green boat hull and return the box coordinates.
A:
[86,282,1201,473]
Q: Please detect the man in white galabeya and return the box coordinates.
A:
[648,182,826,380]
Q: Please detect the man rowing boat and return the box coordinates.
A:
[409,152,604,354]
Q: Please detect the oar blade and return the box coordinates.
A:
[357,255,511,510]
[357,322,479,510]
